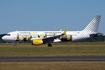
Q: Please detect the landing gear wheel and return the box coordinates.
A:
[14,44,17,47]
[48,43,52,47]
[14,42,17,47]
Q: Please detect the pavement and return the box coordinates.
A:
[0,56,105,62]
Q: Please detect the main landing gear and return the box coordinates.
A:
[48,43,52,47]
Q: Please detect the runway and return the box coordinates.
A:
[0,56,105,62]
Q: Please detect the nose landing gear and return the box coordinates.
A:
[14,42,18,47]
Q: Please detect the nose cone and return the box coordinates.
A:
[2,36,6,41]
[2,36,16,42]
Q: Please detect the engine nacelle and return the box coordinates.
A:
[32,39,43,45]
[60,35,72,41]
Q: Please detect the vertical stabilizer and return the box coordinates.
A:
[83,15,101,32]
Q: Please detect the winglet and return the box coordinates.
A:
[60,29,62,31]
[62,28,68,35]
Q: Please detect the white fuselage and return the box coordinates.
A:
[2,30,96,42]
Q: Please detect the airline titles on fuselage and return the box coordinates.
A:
[19,31,62,37]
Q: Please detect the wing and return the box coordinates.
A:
[42,28,68,43]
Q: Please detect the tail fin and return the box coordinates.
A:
[83,15,101,32]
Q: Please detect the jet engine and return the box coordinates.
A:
[32,39,43,45]
[60,35,72,41]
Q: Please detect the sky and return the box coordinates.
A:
[0,0,105,34]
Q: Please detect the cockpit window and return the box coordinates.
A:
[5,34,11,36]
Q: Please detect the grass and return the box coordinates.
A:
[0,42,105,70]
[0,61,105,70]
[0,42,105,57]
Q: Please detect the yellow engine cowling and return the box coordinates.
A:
[32,39,43,45]
[66,35,72,41]
[60,35,72,41]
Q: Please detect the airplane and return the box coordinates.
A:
[2,15,102,47]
